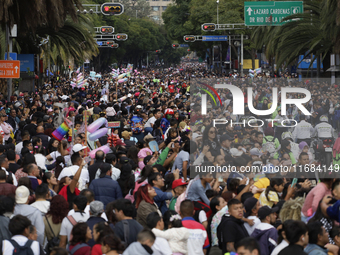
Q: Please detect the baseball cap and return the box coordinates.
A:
[119,156,129,164]
[116,139,126,146]
[73,144,87,153]
[244,197,258,218]
[220,134,234,142]
[15,186,30,204]
[90,201,104,216]
[250,148,263,157]
[172,179,188,189]
[258,205,278,220]
[192,133,202,141]
[144,155,153,165]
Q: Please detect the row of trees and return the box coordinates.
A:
[0,0,186,74]
[162,0,340,73]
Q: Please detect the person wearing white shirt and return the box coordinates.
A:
[146,212,173,255]
[58,153,89,191]
[59,195,90,248]
[270,220,291,255]
[15,131,30,156]
[292,115,314,144]
[243,197,261,236]
[2,215,40,255]
[30,183,50,216]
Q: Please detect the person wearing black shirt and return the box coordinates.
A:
[278,220,308,255]
[218,199,249,254]
[88,150,105,184]
[7,149,20,174]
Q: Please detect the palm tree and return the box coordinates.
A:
[251,0,338,70]
[0,0,82,33]
[36,14,99,70]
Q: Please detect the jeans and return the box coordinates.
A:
[144,127,153,134]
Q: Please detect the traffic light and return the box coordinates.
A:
[101,26,114,34]
[106,41,119,48]
[187,49,190,52]
[156,50,161,53]
[116,34,128,41]
[172,44,179,48]
[101,3,124,15]
[202,23,216,31]
[183,35,195,42]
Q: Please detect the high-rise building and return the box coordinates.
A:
[148,0,173,24]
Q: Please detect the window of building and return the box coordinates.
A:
[152,6,160,11]
[162,6,167,10]
[152,15,160,21]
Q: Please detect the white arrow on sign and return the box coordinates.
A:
[247,7,252,16]
[14,66,18,73]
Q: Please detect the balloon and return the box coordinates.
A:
[89,145,110,159]
[118,73,126,79]
[118,78,127,83]
[87,117,107,133]
[118,96,127,103]
[89,128,108,141]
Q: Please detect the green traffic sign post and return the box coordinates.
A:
[244,1,303,26]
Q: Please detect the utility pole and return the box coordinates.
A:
[48,36,50,83]
[241,34,243,76]
[6,25,13,101]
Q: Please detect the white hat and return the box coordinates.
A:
[192,133,202,141]
[73,144,87,153]
[60,95,69,101]
[127,93,132,98]
[15,186,29,204]
[250,148,263,157]
[230,148,243,157]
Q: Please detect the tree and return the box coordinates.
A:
[0,0,82,33]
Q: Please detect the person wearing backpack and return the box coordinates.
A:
[67,223,92,255]
[262,127,280,157]
[58,196,89,249]
[2,214,41,255]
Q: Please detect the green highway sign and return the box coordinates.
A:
[244,1,303,26]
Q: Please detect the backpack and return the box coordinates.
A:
[67,215,77,243]
[121,220,130,248]
[69,243,89,255]
[45,216,60,254]
[262,136,276,156]
[9,239,34,255]
[131,115,143,134]
[217,215,229,250]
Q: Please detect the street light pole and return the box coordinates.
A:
[216,0,219,24]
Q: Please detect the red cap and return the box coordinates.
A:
[116,139,126,146]
[172,179,187,189]
[94,101,100,106]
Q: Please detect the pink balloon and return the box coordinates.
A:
[88,128,108,141]
[89,145,110,159]
[118,78,127,83]
[87,117,107,133]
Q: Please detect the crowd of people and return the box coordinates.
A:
[0,65,340,255]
